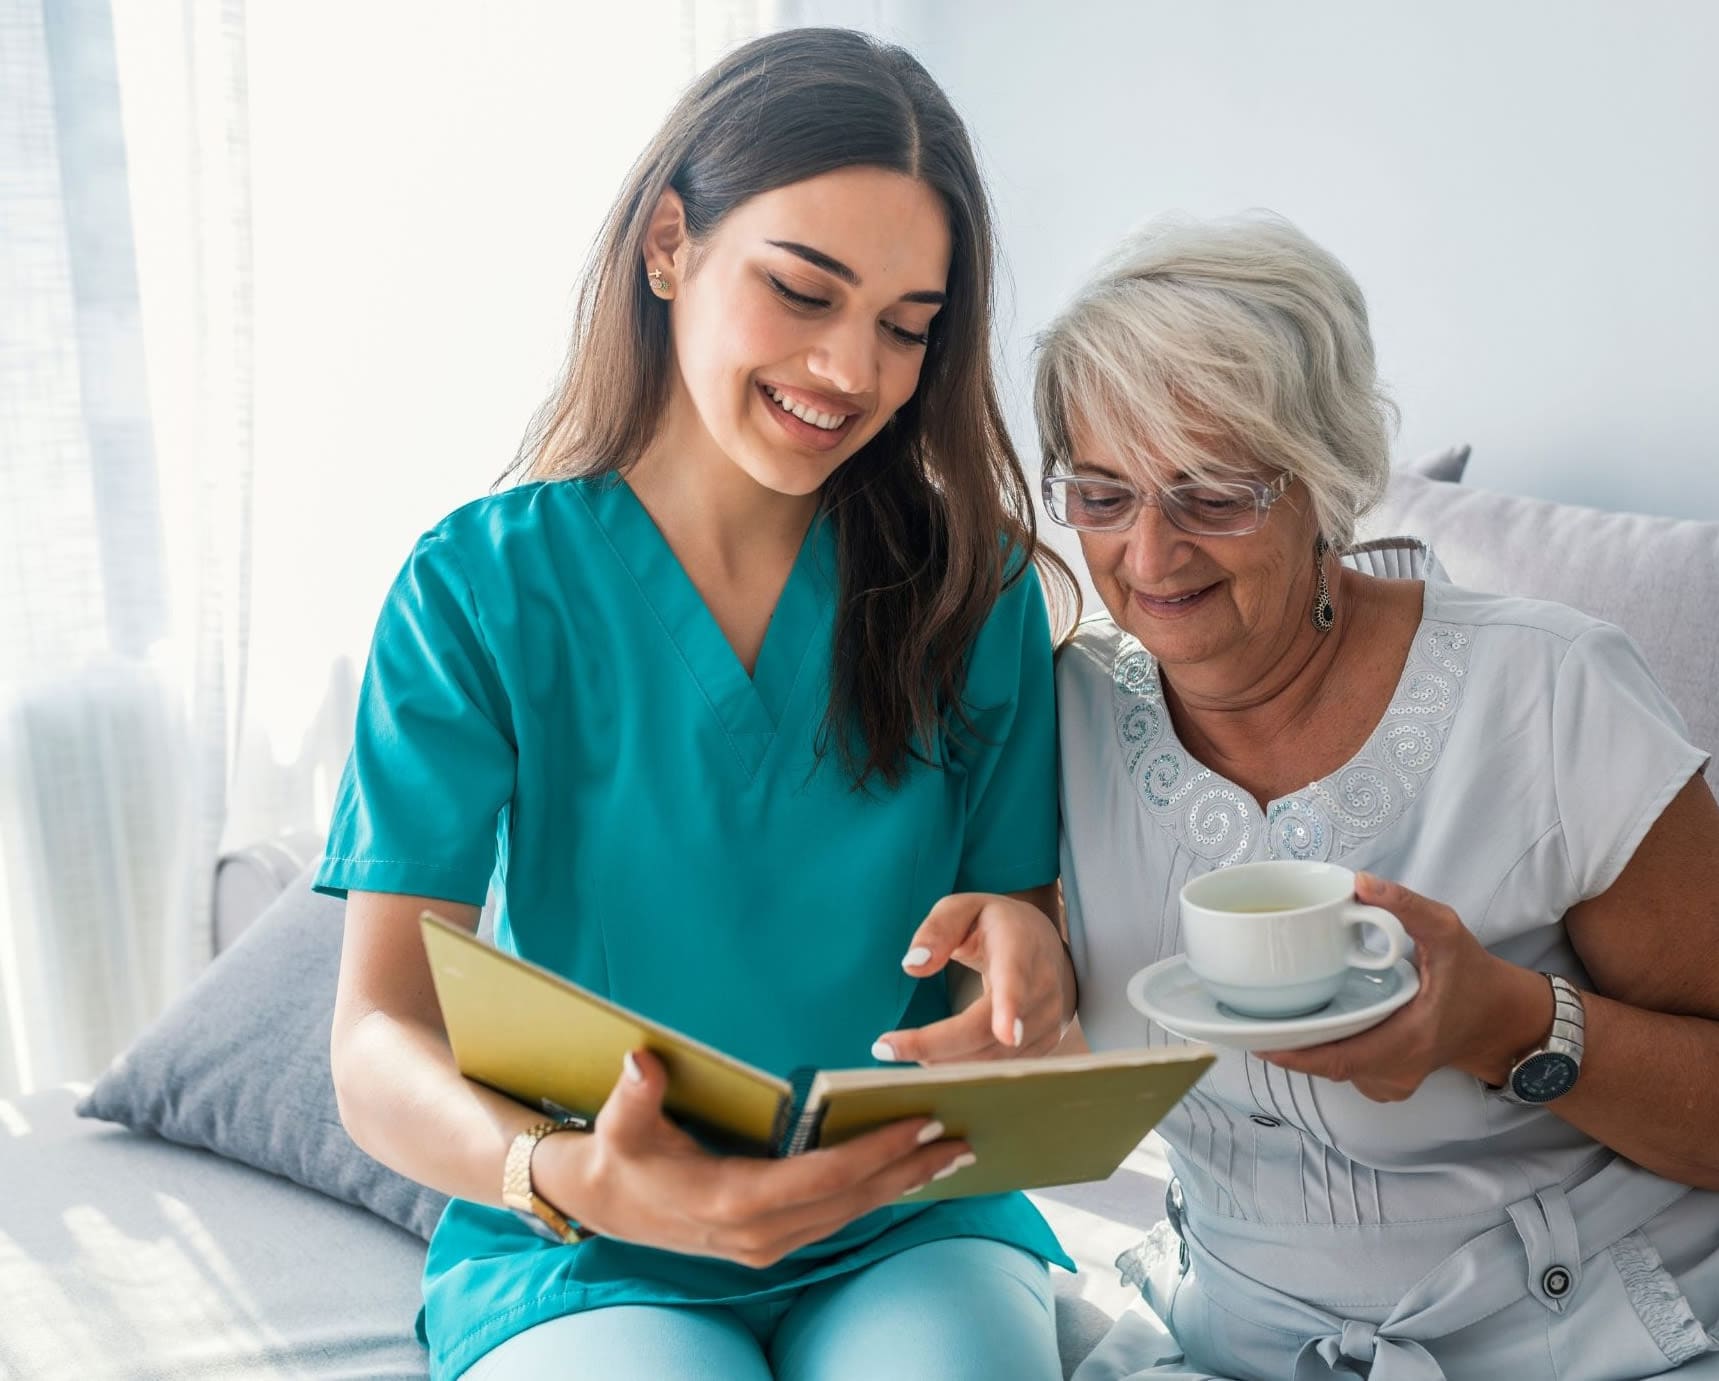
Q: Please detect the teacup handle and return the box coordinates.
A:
[1342,904,1407,970]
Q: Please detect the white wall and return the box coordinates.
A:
[220,1,1719,837]
[228,1,747,841]
[884,0,1719,523]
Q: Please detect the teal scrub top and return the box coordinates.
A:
[314,477,1072,1379]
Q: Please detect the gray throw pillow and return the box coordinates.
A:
[78,867,449,1240]
[1403,443,1472,482]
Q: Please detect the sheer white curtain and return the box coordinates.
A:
[3,0,822,1096]
[0,0,252,1098]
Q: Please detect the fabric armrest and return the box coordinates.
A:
[213,830,326,955]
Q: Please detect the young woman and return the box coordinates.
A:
[316,28,1080,1381]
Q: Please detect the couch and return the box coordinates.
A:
[3,455,1714,1381]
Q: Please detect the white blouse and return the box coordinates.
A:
[1058,544,1718,1380]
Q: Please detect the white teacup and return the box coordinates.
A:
[1180,861,1408,1018]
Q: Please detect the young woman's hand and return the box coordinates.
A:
[871,888,1076,1064]
[532,1050,973,1268]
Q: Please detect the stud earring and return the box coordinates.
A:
[647,268,671,297]
[1311,536,1335,632]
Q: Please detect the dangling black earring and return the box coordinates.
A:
[1311,536,1335,632]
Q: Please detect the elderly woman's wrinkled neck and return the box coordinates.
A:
[1167,568,1422,790]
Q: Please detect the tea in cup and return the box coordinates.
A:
[1179,861,1407,1018]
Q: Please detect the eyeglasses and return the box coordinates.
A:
[1041,470,1293,536]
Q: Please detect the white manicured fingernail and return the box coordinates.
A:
[903,1180,931,1196]
[871,1039,899,1062]
[1012,1018,1024,1047]
[902,946,932,969]
[933,1152,978,1182]
[623,1052,643,1084]
[916,1120,946,1145]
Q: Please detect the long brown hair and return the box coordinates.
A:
[504,27,1075,789]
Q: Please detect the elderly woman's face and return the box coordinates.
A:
[1066,416,1321,676]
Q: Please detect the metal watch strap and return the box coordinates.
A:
[502,1121,586,1244]
[1500,973,1586,1105]
[1540,972,1586,1060]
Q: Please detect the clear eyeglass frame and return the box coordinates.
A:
[1041,469,1294,536]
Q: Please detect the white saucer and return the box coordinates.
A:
[1124,956,1421,1053]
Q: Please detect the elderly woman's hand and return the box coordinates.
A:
[1261,872,1553,1100]
[870,887,1077,1064]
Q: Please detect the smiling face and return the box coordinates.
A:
[1067,414,1323,677]
[646,167,951,498]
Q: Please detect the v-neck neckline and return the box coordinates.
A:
[1170,579,1436,816]
[578,476,833,777]
[1110,573,1475,867]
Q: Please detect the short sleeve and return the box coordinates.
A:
[950,559,1059,895]
[1551,623,1709,901]
[314,529,517,905]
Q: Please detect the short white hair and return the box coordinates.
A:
[1033,212,1396,547]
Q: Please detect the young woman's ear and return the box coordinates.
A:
[642,188,689,290]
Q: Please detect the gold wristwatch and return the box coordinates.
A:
[501,1121,588,1244]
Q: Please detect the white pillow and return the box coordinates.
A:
[1361,470,1718,761]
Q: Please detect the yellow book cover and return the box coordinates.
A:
[421,912,1213,1200]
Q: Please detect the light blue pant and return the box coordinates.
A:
[461,1236,1060,1381]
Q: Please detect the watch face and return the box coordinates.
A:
[1511,1051,1579,1103]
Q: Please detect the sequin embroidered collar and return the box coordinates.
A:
[1110,549,1473,866]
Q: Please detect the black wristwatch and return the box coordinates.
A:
[1498,973,1585,1105]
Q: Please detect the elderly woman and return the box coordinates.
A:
[1042,214,1719,1380]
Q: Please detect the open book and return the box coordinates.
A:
[421,912,1213,1201]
